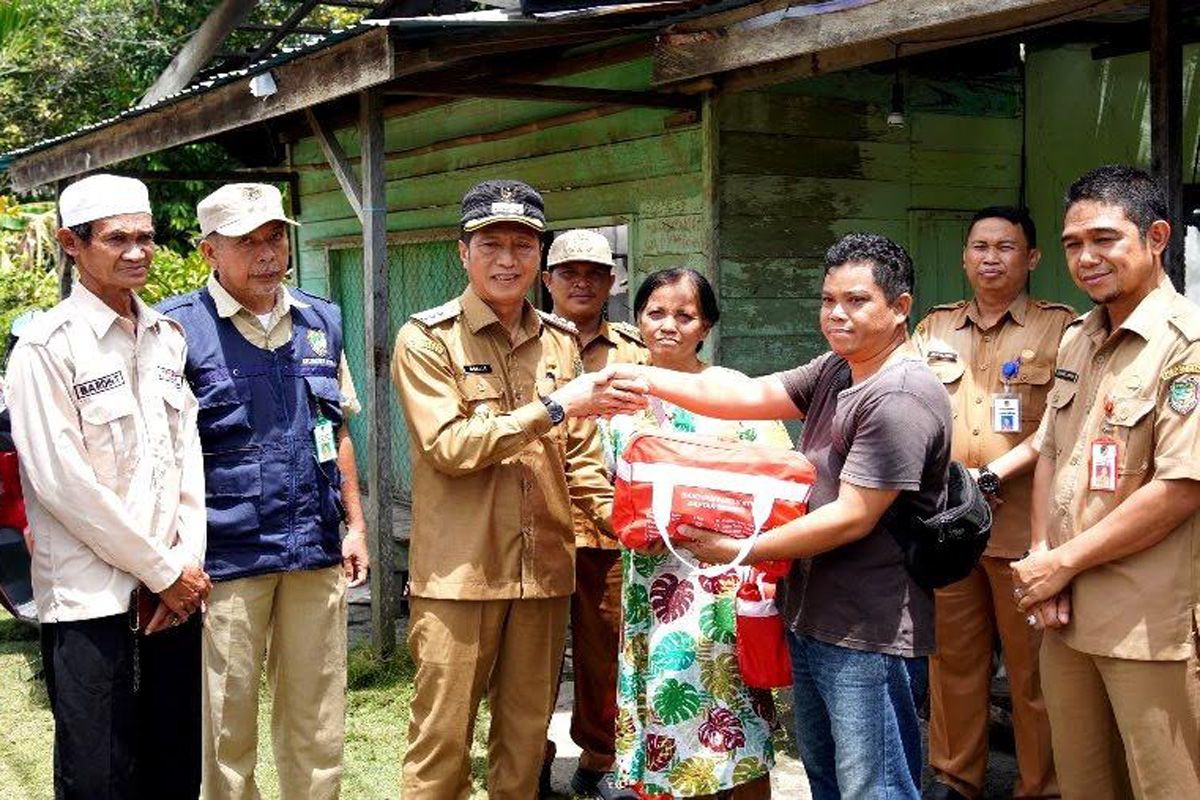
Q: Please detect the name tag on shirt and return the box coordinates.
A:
[314,418,337,463]
[992,394,1021,433]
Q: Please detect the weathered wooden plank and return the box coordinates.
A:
[716,91,907,142]
[721,298,824,337]
[360,88,396,657]
[297,111,690,198]
[910,150,1022,188]
[720,134,911,181]
[721,258,825,299]
[305,107,363,223]
[720,175,912,220]
[910,114,1023,154]
[9,27,396,192]
[635,214,707,257]
[719,216,909,259]
[300,130,702,220]
[767,69,1021,119]
[720,334,827,377]
[910,184,1019,211]
[653,0,1133,85]
[384,80,698,110]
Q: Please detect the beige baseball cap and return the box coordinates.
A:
[198,183,298,238]
[546,229,614,269]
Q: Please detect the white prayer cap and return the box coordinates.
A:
[198,183,297,238]
[59,174,152,228]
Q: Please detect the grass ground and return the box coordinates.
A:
[0,609,493,799]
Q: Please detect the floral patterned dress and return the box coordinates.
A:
[604,397,793,797]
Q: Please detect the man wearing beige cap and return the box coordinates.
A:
[540,229,644,799]
[159,183,368,799]
[7,173,210,798]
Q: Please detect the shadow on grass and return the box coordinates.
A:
[346,642,416,692]
[0,613,47,712]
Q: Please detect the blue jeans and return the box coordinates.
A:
[788,632,927,800]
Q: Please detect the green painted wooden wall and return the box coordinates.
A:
[715,67,1024,376]
[1025,42,1200,308]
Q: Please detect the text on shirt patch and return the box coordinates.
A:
[74,371,126,400]
[927,351,958,363]
[155,365,184,388]
[1054,368,1079,383]
[463,364,493,374]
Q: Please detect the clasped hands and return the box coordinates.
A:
[549,365,652,418]
[1010,544,1075,630]
[145,563,212,635]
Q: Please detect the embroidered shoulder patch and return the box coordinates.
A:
[1054,368,1079,383]
[75,371,126,400]
[1168,376,1198,415]
[927,350,958,363]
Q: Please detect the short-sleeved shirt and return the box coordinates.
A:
[391,286,613,601]
[913,294,1075,557]
[774,352,952,657]
[574,320,647,550]
[1038,280,1200,661]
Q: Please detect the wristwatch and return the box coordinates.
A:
[977,465,1001,497]
[540,395,566,426]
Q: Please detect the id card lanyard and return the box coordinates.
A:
[314,415,338,462]
[992,357,1022,433]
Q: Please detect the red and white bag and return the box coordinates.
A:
[0,452,26,531]
[612,430,817,578]
[735,573,792,688]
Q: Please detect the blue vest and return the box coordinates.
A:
[158,287,346,581]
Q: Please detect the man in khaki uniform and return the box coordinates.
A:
[393,181,622,799]
[913,207,1071,800]
[7,174,210,798]
[1013,165,1200,799]
[539,229,645,798]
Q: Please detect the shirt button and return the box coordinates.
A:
[975,396,983,405]
[972,427,980,436]
[984,335,992,343]
[1070,456,1079,465]
[979,363,990,371]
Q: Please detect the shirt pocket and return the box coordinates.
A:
[1107,395,1156,476]
[194,376,252,438]
[160,380,186,445]
[78,388,138,483]
[202,446,263,532]
[1011,362,1054,424]
[927,359,965,387]
[461,374,505,420]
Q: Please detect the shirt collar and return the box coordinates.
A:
[69,282,164,338]
[1092,278,1178,342]
[961,293,1029,329]
[459,284,540,338]
[206,272,308,322]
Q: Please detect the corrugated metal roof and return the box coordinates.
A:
[3,1,742,162]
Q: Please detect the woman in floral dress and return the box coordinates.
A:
[605,269,792,799]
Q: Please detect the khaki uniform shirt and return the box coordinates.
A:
[7,283,205,622]
[575,320,647,550]
[207,274,359,413]
[914,294,1075,557]
[1039,281,1200,661]
[392,286,613,600]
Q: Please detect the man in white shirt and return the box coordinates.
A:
[6,174,210,799]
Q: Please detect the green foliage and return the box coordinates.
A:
[141,246,209,306]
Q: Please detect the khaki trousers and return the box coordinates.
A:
[570,547,623,773]
[1041,631,1200,800]
[929,557,1057,798]
[202,565,348,800]
[403,595,569,800]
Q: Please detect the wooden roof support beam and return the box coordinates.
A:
[8,26,396,193]
[652,0,1139,86]
[1151,0,1185,291]
[140,0,258,106]
[359,85,397,658]
[244,0,324,67]
[305,107,364,222]
[383,81,699,109]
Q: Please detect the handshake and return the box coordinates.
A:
[547,364,653,420]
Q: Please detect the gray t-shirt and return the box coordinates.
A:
[775,351,951,657]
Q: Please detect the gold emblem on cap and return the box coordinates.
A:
[498,185,516,202]
[243,186,263,202]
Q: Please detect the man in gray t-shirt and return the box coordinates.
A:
[605,233,950,800]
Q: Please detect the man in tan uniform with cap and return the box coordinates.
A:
[7,174,210,798]
[1013,165,1200,799]
[539,229,645,798]
[913,207,1070,800]
[160,183,368,800]
[393,181,624,799]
